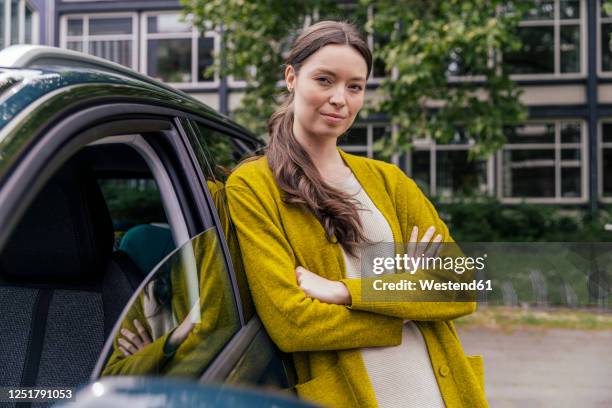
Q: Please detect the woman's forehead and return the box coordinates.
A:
[301,44,368,80]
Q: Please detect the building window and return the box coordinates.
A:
[499,121,586,203]
[141,12,218,87]
[60,13,137,69]
[504,0,584,77]
[338,123,392,160]
[0,2,4,49]
[599,0,612,73]
[407,132,492,198]
[1,0,38,49]
[599,122,612,200]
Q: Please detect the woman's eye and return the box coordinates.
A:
[350,84,363,91]
[316,77,331,85]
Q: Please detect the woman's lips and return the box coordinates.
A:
[320,112,345,124]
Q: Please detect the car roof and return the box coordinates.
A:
[0,45,259,140]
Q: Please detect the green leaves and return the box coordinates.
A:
[366,0,528,161]
[183,0,527,158]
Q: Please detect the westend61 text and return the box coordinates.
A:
[372,279,493,291]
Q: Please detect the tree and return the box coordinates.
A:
[182,0,527,158]
[365,0,528,159]
[181,0,337,136]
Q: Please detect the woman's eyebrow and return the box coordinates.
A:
[313,68,366,82]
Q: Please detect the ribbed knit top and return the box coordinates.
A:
[329,172,446,408]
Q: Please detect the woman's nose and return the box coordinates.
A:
[329,86,346,107]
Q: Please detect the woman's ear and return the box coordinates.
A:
[285,65,296,92]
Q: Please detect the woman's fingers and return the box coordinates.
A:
[119,346,131,357]
[407,226,444,268]
[133,319,152,344]
[120,328,143,348]
[295,266,309,285]
[415,225,436,256]
[118,337,138,355]
[424,234,443,259]
[407,226,418,259]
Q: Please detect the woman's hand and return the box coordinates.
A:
[118,319,152,356]
[407,225,443,261]
[166,315,196,353]
[294,226,442,305]
[295,266,351,305]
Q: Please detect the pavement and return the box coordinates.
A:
[457,326,612,408]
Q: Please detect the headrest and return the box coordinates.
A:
[119,224,175,276]
[0,156,114,284]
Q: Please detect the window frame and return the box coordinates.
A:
[448,0,586,82]
[90,134,190,247]
[496,119,588,204]
[504,0,586,80]
[597,0,612,76]
[179,117,257,322]
[2,0,39,47]
[598,120,612,202]
[338,122,400,165]
[140,10,220,89]
[59,12,139,70]
[405,137,495,199]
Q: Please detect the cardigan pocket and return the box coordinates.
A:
[467,355,485,391]
[294,362,358,408]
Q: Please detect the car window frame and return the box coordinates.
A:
[174,116,251,326]
[0,103,218,251]
[177,118,297,390]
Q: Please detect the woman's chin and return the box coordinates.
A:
[313,123,346,140]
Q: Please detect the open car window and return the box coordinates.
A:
[94,227,241,379]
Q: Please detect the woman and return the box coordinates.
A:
[225,21,487,408]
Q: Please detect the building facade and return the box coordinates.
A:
[2,0,611,209]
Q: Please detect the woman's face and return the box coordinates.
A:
[286,44,368,142]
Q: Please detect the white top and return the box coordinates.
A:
[329,172,446,408]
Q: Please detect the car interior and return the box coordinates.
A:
[0,140,179,392]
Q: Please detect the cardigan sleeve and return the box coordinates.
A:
[340,167,477,321]
[225,183,403,353]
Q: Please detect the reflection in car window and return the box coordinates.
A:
[100,227,240,377]
[188,121,256,321]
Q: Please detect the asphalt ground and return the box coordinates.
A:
[458,326,612,408]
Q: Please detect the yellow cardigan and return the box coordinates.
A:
[225,149,488,408]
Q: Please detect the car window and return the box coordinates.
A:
[98,227,241,378]
[185,119,257,321]
[98,178,168,247]
[82,143,177,275]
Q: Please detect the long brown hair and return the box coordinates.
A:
[267,21,372,256]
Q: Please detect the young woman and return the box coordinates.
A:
[226,21,488,408]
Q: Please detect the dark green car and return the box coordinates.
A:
[0,45,310,408]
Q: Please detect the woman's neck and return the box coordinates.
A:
[293,122,352,182]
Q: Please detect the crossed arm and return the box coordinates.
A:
[225,177,475,354]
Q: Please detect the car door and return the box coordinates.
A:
[85,113,249,381]
[0,95,244,399]
[178,118,298,393]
